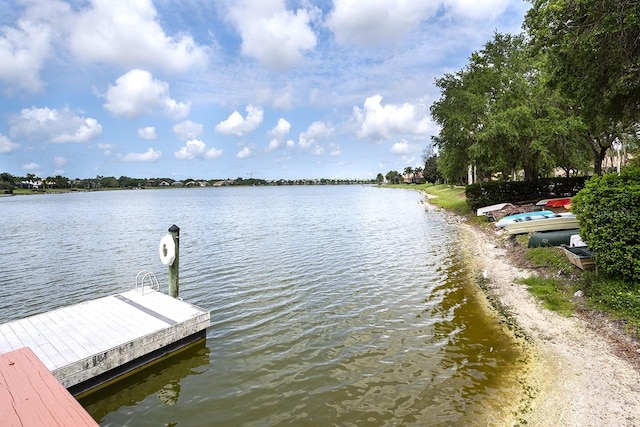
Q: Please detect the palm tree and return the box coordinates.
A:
[413,166,424,184]
[403,166,413,183]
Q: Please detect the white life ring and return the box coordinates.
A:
[159,234,176,266]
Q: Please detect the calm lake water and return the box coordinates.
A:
[0,186,528,426]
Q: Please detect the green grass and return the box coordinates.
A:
[525,247,574,274]
[383,183,471,215]
[12,188,73,195]
[519,276,575,316]
[519,246,576,316]
[581,272,640,332]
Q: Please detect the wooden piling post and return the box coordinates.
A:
[168,224,180,298]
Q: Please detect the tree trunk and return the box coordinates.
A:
[523,166,534,182]
[589,133,614,175]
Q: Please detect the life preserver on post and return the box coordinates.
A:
[159,234,176,266]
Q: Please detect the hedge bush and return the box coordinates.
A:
[572,168,640,282]
[465,176,589,211]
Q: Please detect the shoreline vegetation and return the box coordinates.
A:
[410,183,640,425]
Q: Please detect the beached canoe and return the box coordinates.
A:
[527,228,581,248]
[546,198,572,208]
[535,197,572,208]
[495,210,554,228]
[476,202,514,216]
[505,214,579,235]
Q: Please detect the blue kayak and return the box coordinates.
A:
[495,210,555,228]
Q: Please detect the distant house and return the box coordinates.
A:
[159,181,171,187]
[213,179,235,187]
[403,172,425,184]
[21,180,42,189]
[171,181,183,187]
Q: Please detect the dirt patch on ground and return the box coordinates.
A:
[430,200,640,426]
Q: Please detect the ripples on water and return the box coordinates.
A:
[1,187,526,425]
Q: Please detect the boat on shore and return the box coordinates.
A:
[495,210,555,228]
[476,202,514,217]
[535,197,572,210]
[527,228,581,248]
[504,214,579,235]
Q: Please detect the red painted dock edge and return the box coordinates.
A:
[0,347,98,427]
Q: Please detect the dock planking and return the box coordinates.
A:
[0,288,210,395]
[0,346,99,426]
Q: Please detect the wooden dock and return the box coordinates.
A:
[0,288,210,396]
[0,347,99,426]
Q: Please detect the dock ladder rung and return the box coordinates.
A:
[135,271,160,295]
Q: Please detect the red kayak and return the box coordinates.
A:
[545,198,572,208]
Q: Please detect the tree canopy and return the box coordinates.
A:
[429,1,640,183]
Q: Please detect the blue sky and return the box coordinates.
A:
[0,0,529,181]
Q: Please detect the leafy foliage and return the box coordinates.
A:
[572,168,640,281]
[430,32,594,183]
[422,155,442,184]
[525,0,640,174]
[581,272,640,332]
[525,0,640,125]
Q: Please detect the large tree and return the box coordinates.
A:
[525,0,640,174]
[432,33,574,182]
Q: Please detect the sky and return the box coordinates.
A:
[0,0,530,181]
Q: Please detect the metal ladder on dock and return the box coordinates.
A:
[134,271,160,295]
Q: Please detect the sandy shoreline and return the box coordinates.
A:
[429,199,640,425]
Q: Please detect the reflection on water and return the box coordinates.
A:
[80,341,210,424]
[1,187,530,425]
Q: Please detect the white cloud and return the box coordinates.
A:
[0,0,206,95]
[390,139,420,155]
[299,121,333,149]
[97,143,115,150]
[68,0,207,73]
[123,148,162,162]
[328,0,439,48]
[268,118,291,139]
[138,126,157,140]
[353,95,430,141]
[0,134,20,153]
[236,146,253,159]
[0,17,53,94]
[23,162,40,171]
[53,156,66,166]
[227,0,317,72]
[172,120,203,141]
[256,86,294,109]
[267,139,280,152]
[444,0,511,20]
[103,69,189,120]
[329,143,342,157]
[266,118,291,151]
[9,106,102,143]
[215,104,263,136]
[312,145,324,156]
[174,139,223,160]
